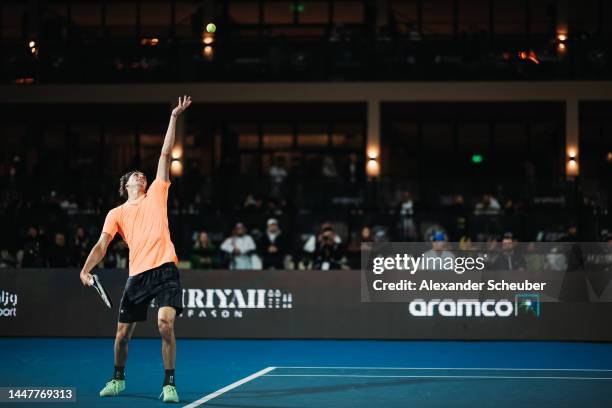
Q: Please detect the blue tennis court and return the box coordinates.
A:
[2,338,611,407]
[192,366,612,408]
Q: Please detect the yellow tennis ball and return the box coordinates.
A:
[206,23,216,33]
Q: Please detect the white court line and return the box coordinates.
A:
[183,366,276,408]
[264,374,612,380]
[276,366,612,372]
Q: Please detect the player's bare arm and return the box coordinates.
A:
[157,95,192,182]
[79,232,113,286]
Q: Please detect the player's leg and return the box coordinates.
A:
[158,306,179,402]
[100,322,136,397]
[158,306,176,370]
[101,274,148,398]
[154,262,183,402]
[114,322,137,371]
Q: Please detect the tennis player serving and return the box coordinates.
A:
[79,95,192,403]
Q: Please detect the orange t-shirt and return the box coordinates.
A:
[102,178,179,276]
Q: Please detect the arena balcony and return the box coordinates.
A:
[1,0,611,84]
[2,33,610,84]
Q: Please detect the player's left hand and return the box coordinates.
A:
[171,95,192,117]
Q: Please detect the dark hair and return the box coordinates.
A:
[118,170,143,198]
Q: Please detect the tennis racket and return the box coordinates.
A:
[90,274,113,309]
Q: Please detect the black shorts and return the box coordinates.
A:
[118,262,183,323]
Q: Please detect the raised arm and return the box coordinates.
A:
[79,232,113,286]
[157,95,192,181]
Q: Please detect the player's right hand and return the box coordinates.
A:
[80,270,93,287]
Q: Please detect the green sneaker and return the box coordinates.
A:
[99,379,125,397]
[160,385,179,403]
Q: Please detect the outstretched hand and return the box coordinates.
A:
[171,95,192,117]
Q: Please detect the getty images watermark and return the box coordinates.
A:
[360,241,612,306]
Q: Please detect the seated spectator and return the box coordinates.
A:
[348,226,374,252]
[20,225,45,268]
[524,241,546,273]
[458,235,476,251]
[559,225,579,242]
[47,232,73,267]
[490,233,525,271]
[360,226,374,243]
[221,222,258,270]
[0,248,17,268]
[474,193,501,215]
[313,227,347,270]
[259,218,287,269]
[303,222,342,254]
[190,231,219,269]
[422,231,454,270]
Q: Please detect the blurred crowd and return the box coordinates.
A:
[0,217,353,271]
[2,151,611,270]
[1,182,609,271]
